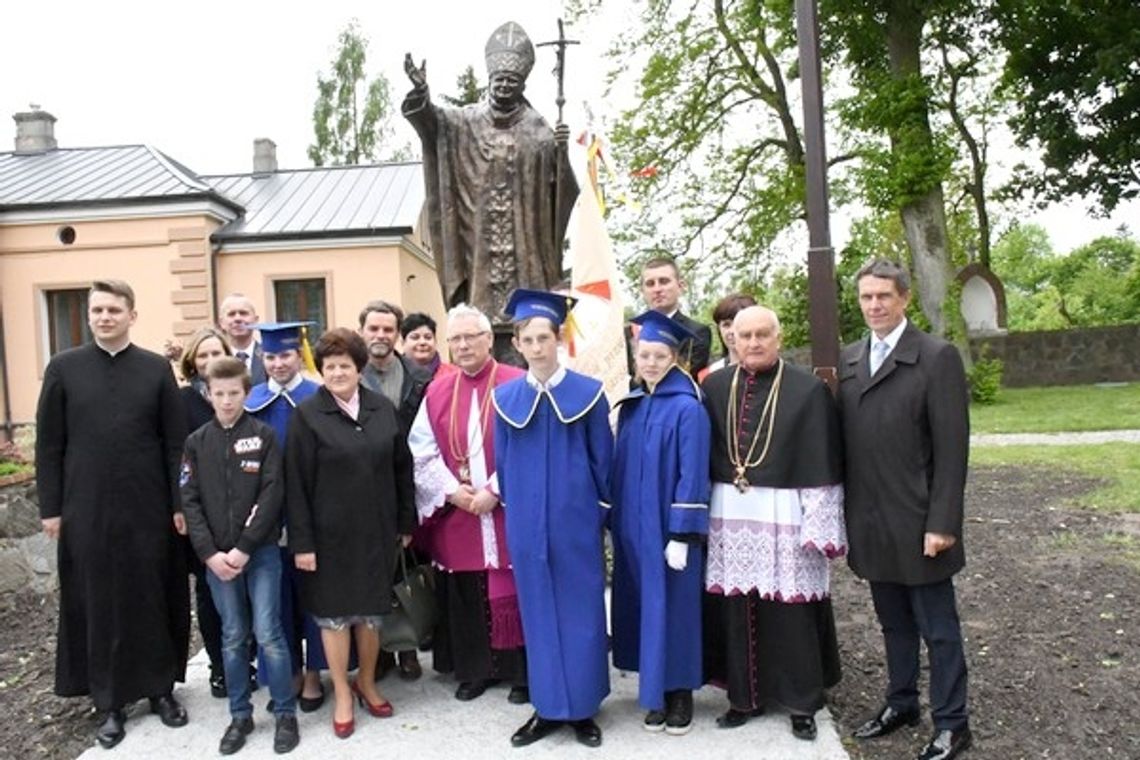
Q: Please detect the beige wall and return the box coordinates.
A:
[1,214,445,428]
[0,214,219,425]
[215,241,446,336]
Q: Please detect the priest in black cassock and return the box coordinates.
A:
[701,306,846,742]
[36,280,190,749]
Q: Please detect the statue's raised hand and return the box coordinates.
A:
[404,53,427,89]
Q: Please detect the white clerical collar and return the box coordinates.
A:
[875,318,908,352]
[95,339,130,357]
[525,364,566,392]
[267,373,305,394]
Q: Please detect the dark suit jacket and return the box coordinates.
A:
[361,352,430,435]
[625,309,714,380]
[234,341,267,386]
[837,322,969,586]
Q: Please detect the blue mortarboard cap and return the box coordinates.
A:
[631,310,698,348]
[254,321,314,354]
[503,288,578,327]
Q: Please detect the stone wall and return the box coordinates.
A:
[780,324,1140,388]
[0,472,56,594]
[970,323,1140,388]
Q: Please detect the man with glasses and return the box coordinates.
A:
[407,304,529,704]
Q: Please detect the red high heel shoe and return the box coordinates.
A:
[350,680,394,718]
[333,715,355,739]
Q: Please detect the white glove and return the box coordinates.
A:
[665,540,688,571]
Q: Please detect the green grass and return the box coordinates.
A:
[0,461,31,478]
[970,383,1140,433]
[971,443,1140,512]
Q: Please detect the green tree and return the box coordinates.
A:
[587,0,811,284]
[995,0,1140,212]
[308,20,404,166]
[442,65,486,107]
[823,0,978,342]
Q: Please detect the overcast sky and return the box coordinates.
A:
[2,0,1134,258]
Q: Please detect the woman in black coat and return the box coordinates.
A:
[286,328,416,739]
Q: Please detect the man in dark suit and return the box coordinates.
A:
[631,256,713,376]
[219,293,267,386]
[358,299,431,681]
[837,259,972,760]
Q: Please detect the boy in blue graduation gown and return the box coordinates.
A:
[492,289,613,749]
[243,323,326,710]
[611,311,711,735]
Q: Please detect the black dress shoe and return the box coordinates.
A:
[715,706,764,729]
[853,704,921,739]
[507,685,530,704]
[273,714,300,754]
[149,694,188,728]
[917,727,972,760]
[664,690,693,735]
[791,714,818,740]
[219,717,254,755]
[210,668,227,699]
[398,650,423,681]
[95,709,126,750]
[511,713,563,747]
[571,718,603,748]
[455,680,491,701]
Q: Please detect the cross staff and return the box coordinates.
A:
[537,18,579,125]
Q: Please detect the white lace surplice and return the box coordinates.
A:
[705,482,846,602]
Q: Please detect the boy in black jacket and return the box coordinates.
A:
[181,357,299,754]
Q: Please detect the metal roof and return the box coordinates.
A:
[205,162,423,242]
[0,145,240,211]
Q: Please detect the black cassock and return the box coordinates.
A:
[36,343,189,710]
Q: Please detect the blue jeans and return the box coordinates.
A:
[207,544,296,718]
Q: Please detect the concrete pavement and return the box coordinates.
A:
[76,649,850,760]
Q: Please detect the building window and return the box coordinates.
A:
[46,288,91,355]
[274,278,327,335]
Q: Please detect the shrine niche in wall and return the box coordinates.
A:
[956,263,1007,336]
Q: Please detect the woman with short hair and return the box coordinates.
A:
[400,312,454,378]
[286,328,416,739]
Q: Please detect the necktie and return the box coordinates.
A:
[235,351,249,364]
[870,340,890,376]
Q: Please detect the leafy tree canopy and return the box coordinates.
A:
[995,0,1140,212]
[308,20,407,166]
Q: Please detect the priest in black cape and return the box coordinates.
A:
[402,20,578,323]
[701,306,847,742]
[36,280,190,749]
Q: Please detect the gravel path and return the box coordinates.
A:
[971,429,1140,446]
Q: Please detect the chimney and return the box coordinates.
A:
[253,138,277,175]
[14,107,58,154]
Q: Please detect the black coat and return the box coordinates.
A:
[35,343,190,709]
[837,323,970,585]
[286,386,416,618]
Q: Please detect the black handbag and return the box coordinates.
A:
[380,547,438,653]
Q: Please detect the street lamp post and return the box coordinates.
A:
[795,0,840,392]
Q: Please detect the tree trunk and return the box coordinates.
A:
[900,187,952,336]
[885,1,961,347]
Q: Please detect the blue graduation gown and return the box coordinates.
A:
[245,379,320,442]
[611,366,711,709]
[492,369,612,720]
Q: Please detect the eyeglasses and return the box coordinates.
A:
[446,331,489,346]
